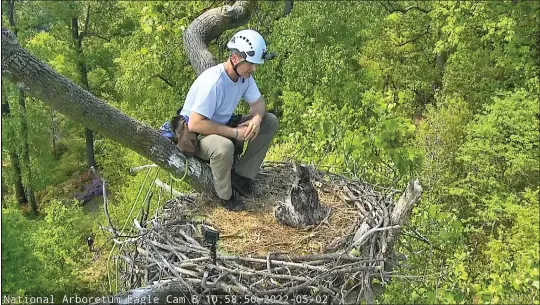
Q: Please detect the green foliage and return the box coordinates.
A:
[416,95,471,196]
[2,201,94,296]
[455,90,539,196]
[1,0,538,301]
[255,2,422,185]
[383,88,539,304]
[277,88,421,184]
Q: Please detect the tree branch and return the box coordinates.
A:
[1,26,216,196]
[394,6,431,14]
[8,0,15,30]
[82,4,91,38]
[183,0,255,75]
[396,27,430,47]
[382,2,431,14]
[84,32,111,42]
[153,74,176,88]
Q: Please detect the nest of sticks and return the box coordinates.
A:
[110,162,421,304]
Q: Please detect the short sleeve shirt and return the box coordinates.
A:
[180,63,261,124]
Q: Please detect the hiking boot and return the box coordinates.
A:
[219,193,245,212]
[231,172,255,198]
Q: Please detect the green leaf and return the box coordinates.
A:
[427,291,436,303]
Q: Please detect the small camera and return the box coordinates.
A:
[201,223,219,246]
[263,51,276,61]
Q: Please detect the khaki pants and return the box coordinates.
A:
[196,113,279,200]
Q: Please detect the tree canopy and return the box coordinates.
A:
[1,1,538,303]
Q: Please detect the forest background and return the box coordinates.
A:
[1,1,538,304]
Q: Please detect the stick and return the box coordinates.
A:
[155,178,184,197]
[130,164,159,174]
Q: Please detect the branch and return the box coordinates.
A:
[90,166,118,236]
[390,180,423,226]
[153,74,176,88]
[1,26,217,195]
[396,27,430,47]
[82,4,91,38]
[8,0,15,30]
[382,2,431,14]
[183,0,254,75]
[84,32,111,42]
[155,178,185,198]
[392,6,431,14]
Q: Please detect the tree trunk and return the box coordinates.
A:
[2,90,28,206]
[85,127,96,167]
[183,0,254,75]
[2,27,214,195]
[18,89,38,216]
[6,0,38,214]
[9,151,27,205]
[72,16,97,169]
[51,109,58,159]
[284,0,293,16]
[432,50,447,94]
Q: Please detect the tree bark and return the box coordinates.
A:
[432,50,447,95]
[9,151,27,205]
[183,0,254,75]
[18,89,38,216]
[51,109,58,159]
[2,0,28,207]
[72,16,97,169]
[284,0,293,16]
[2,27,215,195]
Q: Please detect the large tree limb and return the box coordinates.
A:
[1,27,214,194]
[1,0,256,197]
[183,0,254,75]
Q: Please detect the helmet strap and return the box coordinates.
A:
[229,56,248,81]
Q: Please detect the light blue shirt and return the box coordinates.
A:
[180,63,261,125]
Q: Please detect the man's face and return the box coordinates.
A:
[232,53,258,78]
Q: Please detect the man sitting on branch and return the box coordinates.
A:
[178,29,278,212]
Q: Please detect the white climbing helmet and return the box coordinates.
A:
[227,29,268,64]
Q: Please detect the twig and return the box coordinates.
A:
[91,166,118,236]
[348,225,401,251]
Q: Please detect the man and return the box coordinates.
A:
[179,29,279,212]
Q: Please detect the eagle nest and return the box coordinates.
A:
[104,162,422,305]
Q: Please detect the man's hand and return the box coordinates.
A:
[234,126,248,141]
[239,116,262,141]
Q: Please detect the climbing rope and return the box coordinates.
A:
[106,167,156,293]
[106,161,189,293]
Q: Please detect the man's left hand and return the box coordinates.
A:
[239,116,262,141]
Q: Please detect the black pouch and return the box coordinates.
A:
[226,114,245,156]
